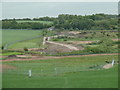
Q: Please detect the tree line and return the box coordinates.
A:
[2,20,52,29]
[2,13,118,30]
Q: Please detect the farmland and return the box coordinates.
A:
[2,55,118,88]
[1,29,118,56]
[1,29,119,88]
[1,13,118,88]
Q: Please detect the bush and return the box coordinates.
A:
[1,45,4,50]
[98,38,114,46]
[84,44,114,53]
[24,47,28,51]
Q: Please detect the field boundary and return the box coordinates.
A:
[4,35,42,49]
[2,53,118,62]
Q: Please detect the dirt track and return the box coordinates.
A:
[1,53,118,62]
[46,41,79,51]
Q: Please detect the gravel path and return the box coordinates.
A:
[46,41,79,51]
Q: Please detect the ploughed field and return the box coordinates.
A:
[2,55,118,88]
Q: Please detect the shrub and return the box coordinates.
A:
[98,38,114,46]
[1,45,4,50]
[24,47,28,51]
[84,44,114,53]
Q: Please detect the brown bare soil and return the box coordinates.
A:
[69,41,94,44]
[0,64,16,72]
[44,42,77,54]
[112,39,120,41]
[103,64,113,69]
[68,31,80,35]
[2,53,118,62]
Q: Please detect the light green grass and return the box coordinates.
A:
[2,30,42,45]
[3,55,118,88]
[1,52,24,56]
[2,30,56,49]
[2,30,43,49]
[17,20,53,25]
[9,38,43,49]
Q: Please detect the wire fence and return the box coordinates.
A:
[3,63,104,77]
[4,35,42,49]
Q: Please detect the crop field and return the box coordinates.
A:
[2,55,118,88]
[16,20,53,25]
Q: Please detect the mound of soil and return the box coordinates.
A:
[8,55,17,58]
[44,43,73,54]
[103,64,113,69]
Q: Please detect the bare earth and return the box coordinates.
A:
[103,64,113,69]
[1,53,118,62]
[46,41,79,51]
[0,64,16,72]
[69,41,94,44]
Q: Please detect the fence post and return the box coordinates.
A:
[111,60,115,66]
[29,69,32,78]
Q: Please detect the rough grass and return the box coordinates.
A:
[2,55,118,88]
[51,30,118,42]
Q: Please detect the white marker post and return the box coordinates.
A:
[29,69,32,78]
[111,60,115,66]
[54,68,57,75]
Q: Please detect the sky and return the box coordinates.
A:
[1,0,120,2]
[2,2,118,19]
[0,0,119,19]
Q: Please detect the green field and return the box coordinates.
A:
[2,30,43,49]
[2,55,118,88]
[16,20,53,25]
[2,30,57,49]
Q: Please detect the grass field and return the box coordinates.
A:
[16,20,53,25]
[2,30,43,49]
[2,55,118,88]
[2,30,57,49]
[8,38,43,49]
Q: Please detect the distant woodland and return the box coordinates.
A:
[2,14,118,30]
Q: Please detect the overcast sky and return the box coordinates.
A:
[0,0,119,19]
[1,0,119,2]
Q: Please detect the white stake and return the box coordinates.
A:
[29,69,32,77]
[111,60,115,66]
[55,68,57,74]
